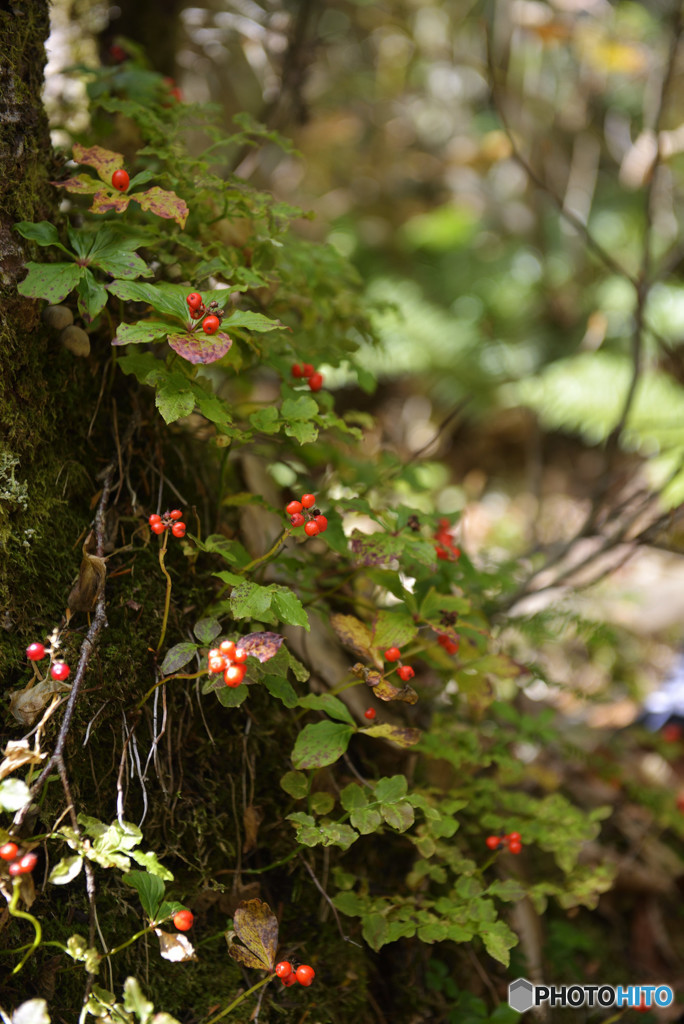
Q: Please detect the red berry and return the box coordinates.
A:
[173,909,194,931]
[313,515,328,533]
[26,643,46,661]
[275,961,293,978]
[444,640,459,655]
[232,648,248,664]
[202,315,220,335]
[301,494,316,509]
[169,509,183,520]
[304,521,320,537]
[506,832,521,843]
[224,663,246,687]
[281,974,297,987]
[51,662,70,681]
[295,965,315,986]
[436,546,449,560]
[286,500,303,515]
[508,840,522,854]
[677,792,684,812]
[291,365,303,378]
[186,293,202,310]
[171,522,186,538]
[151,521,166,535]
[308,372,323,392]
[301,364,314,378]
[109,44,127,62]
[485,836,501,850]
[662,723,683,743]
[190,307,204,319]
[384,647,401,662]
[219,640,236,659]
[397,665,415,681]
[149,514,162,526]
[290,513,305,527]
[12,852,38,875]
[364,708,376,720]
[112,169,129,192]
[208,658,226,674]
[0,842,19,861]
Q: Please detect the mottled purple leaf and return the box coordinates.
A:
[330,613,375,661]
[131,186,189,228]
[89,190,131,216]
[50,174,102,194]
[17,262,83,303]
[72,143,124,184]
[349,531,402,568]
[167,330,232,365]
[237,632,284,663]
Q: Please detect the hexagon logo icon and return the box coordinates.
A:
[509,978,535,1013]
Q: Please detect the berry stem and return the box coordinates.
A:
[215,529,292,599]
[136,670,204,711]
[156,530,172,654]
[203,974,273,1024]
[106,922,157,958]
[8,878,42,975]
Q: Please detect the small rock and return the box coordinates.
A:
[42,304,73,330]
[60,325,90,357]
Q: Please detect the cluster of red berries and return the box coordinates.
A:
[291,364,323,392]
[207,640,248,687]
[112,169,129,192]
[662,723,683,743]
[485,831,522,855]
[26,642,70,681]
[437,633,459,656]
[364,707,376,720]
[286,494,328,537]
[275,961,315,988]
[186,293,224,335]
[0,842,38,877]
[149,509,186,538]
[384,646,415,682]
[173,909,193,931]
[435,518,461,561]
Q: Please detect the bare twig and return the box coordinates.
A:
[300,856,362,946]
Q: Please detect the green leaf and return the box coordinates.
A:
[113,320,173,346]
[350,806,382,834]
[340,784,368,812]
[372,609,419,651]
[224,310,285,333]
[217,684,249,707]
[263,676,299,707]
[280,770,309,798]
[271,588,309,629]
[298,693,355,725]
[123,977,154,1020]
[284,420,319,445]
[310,792,335,815]
[380,801,414,831]
[281,395,318,420]
[362,723,422,745]
[374,775,408,803]
[160,642,198,675]
[231,898,278,971]
[362,913,389,951]
[123,870,165,919]
[48,855,84,885]
[156,384,195,424]
[479,920,517,966]
[249,407,280,433]
[77,272,108,322]
[291,721,354,769]
[14,220,62,247]
[230,581,273,620]
[193,618,222,644]
[17,262,83,304]
[129,849,174,880]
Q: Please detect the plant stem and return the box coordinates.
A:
[239,528,291,574]
[136,670,204,711]
[156,531,172,654]
[8,879,42,974]
[203,975,272,1024]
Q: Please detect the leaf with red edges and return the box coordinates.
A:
[167,331,232,365]
[131,187,189,228]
